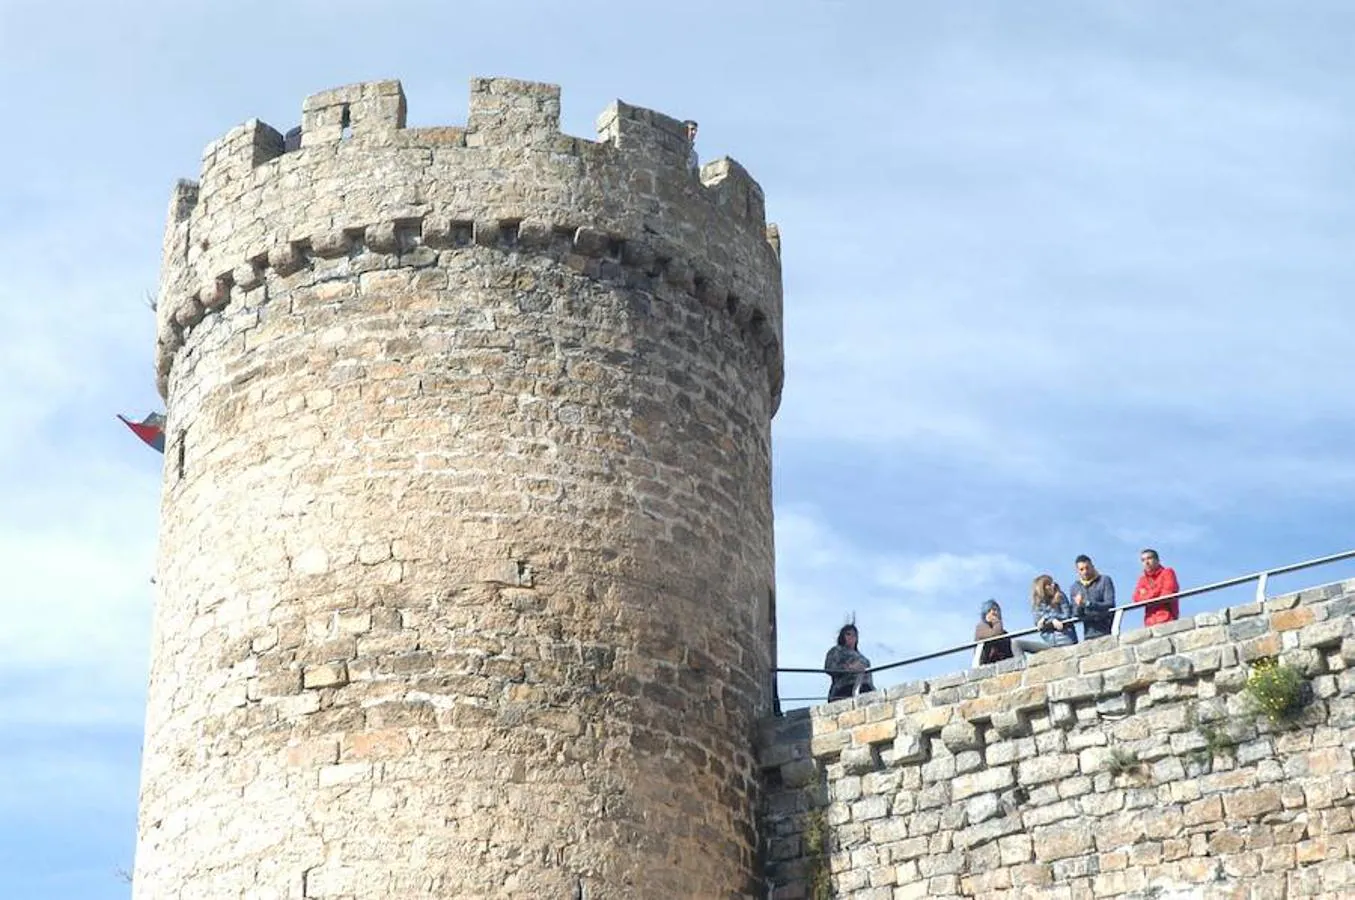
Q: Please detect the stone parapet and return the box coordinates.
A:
[154,76,783,409]
[758,579,1355,899]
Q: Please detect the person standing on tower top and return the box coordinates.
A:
[1070,554,1116,640]
[1133,548,1181,627]
[683,120,700,175]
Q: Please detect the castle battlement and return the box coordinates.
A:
[156,77,781,409]
[135,75,782,899]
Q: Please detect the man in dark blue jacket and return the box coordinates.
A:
[1070,554,1116,639]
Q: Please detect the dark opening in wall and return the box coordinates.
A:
[340,105,352,141]
[175,430,186,481]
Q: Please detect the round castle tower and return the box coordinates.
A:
[134,77,783,898]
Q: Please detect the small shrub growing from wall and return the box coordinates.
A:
[803,805,832,900]
[1105,746,1145,779]
[1244,657,1312,726]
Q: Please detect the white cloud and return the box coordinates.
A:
[774,505,1035,706]
[875,552,1029,597]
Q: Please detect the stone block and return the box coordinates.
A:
[1103,663,1155,693]
[1096,694,1133,716]
[1022,657,1080,685]
[939,721,982,752]
[810,730,850,758]
[1271,607,1316,631]
[841,746,879,775]
[852,719,897,747]
[950,766,1014,801]
[1134,637,1173,662]
[1048,702,1076,728]
[1017,753,1079,785]
[965,792,1001,825]
[953,812,1023,851]
[1224,787,1284,820]
[1154,654,1194,681]
[1172,626,1227,653]
[302,662,349,689]
[1239,633,1283,662]
[347,729,411,760]
[1031,822,1094,861]
[1048,674,1104,702]
[1081,647,1134,674]
[851,795,889,822]
[991,710,1031,739]
[1300,618,1351,649]
[912,705,954,732]
[890,728,926,765]
[1182,647,1225,675]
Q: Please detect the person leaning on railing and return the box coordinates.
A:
[975,599,1048,663]
[1133,548,1180,626]
[1070,554,1116,639]
[824,624,875,701]
[1031,574,1079,646]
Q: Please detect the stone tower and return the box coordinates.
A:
[133,77,783,899]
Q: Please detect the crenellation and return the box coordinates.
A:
[301,79,407,148]
[595,98,691,168]
[137,72,781,900]
[467,76,561,148]
[200,120,285,202]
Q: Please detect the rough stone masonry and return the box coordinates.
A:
[135,76,783,899]
[759,580,1355,899]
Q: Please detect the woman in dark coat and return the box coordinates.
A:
[824,624,874,701]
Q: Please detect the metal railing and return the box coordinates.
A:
[775,547,1355,704]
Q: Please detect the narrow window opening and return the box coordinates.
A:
[175,430,187,481]
[340,105,353,141]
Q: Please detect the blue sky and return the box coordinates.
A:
[3,1,1355,895]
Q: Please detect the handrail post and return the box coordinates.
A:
[1111,607,1124,636]
[1255,572,1269,605]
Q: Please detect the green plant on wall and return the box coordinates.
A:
[1186,707,1238,771]
[1244,657,1312,727]
[1104,745,1144,779]
[803,804,833,900]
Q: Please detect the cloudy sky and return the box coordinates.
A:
[3,1,1354,895]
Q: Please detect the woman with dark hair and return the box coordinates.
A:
[975,599,1048,664]
[1031,574,1079,647]
[824,624,874,701]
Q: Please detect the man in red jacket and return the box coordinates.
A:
[1133,548,1180,626]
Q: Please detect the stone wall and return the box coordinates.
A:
[758,580,1355,899]
[134,77,781,899]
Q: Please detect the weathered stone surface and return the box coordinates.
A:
[759,580,1355,900]
[138,76,783,900]
[939,721,981,752]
